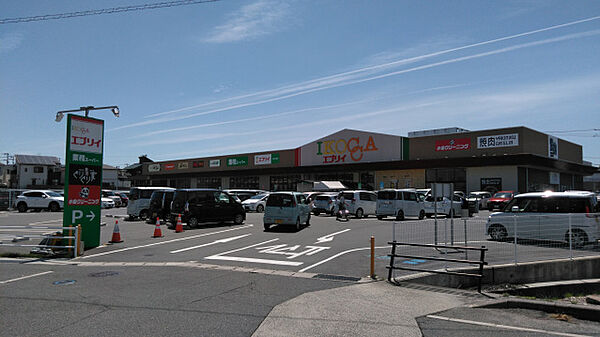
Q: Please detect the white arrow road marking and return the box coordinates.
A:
[315,229,351,244]
[86,211,95,221]
[170,234,251,254]
[0,271,54,285]
[205,238,305,266]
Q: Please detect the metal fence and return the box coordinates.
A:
[0,225,81,258]
[389,212,600,273]
[0,189,26,210]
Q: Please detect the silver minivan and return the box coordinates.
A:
[486,191,599,248]
[336,190,377,218]
[376,189,425,220]
[263,192,311,231]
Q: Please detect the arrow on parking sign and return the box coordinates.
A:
[86,211,95,221]
[169,234,251,254]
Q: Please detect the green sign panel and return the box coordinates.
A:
[226,156,248,167]
[63,115,104,249]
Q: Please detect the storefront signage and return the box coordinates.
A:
[63,115,103,249]
[255,153,280,165]
[164,163,175,170]
[227,156,248,167]
[193,161,204,168]
[549,172,560,185]
[548,136,559,159]
[435,138,471,151]
[209,159,220,167]
[477,133,518,149]
[480,178,502,193]
[299,130,407,167]
[178,162,189,170]
[148,163,160,172]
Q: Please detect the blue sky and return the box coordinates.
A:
[1,0,600,167]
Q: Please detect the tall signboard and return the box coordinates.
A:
[63,115,104,249]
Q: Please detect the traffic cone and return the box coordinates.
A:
[109,220,123,243]
[152,217,163,238]
[175,214,184,233]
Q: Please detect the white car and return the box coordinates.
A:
[312,194,338,215]
[102,190,122,207]
[15,190,64,212]
[467,191,492,210]
[101,197,115,209]
[242,193,269,212]
[376,189,426,220]
[336,190,377,218]
[423,195,463,218]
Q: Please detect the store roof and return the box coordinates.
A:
[14,154,60,166]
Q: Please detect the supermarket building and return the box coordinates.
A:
[127,126,597,194]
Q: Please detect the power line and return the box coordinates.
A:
[0,0,219,24]
[545,128,600,133]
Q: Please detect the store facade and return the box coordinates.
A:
[129,127,596,194]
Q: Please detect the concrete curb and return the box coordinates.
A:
[477,298,600,322]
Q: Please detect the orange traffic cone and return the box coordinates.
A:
[152,217,163,238]
[175,214,183,233]
[109,220,123,243]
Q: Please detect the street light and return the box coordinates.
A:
[55,105,120,122]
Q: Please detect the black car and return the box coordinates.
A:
[170,189,245,228]
[147,190,175,224]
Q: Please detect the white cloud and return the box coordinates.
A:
[0,33,23,53]
[203,0,291,43]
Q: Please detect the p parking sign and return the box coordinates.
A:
[63,115,104,249]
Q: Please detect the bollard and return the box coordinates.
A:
[370,236,375,279]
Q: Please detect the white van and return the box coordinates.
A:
[486,191,599,248]
[336,190,377,218]
[127,186,175,220]
[376,189,425,220]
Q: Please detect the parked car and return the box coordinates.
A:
[488,191,516,211]
[467,191,492,210]
[115,191,129,207]
[102,190,122,207]
[127,187,174,220]
[170,189,245,228]
[101,197,115,209]
[486,191,599,248]
[147,190,175,224]
[312,193,338,215]
[223,189,266,202]
[15,190,64,212]
[423,195,463,218]
[336,190,377,218]
[263,192,311,231]
[242,193,269,212]
[376,189,425,220]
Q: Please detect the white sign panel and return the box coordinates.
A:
[477,133,519,149]
[209,159,221,167]
[148,163,160,172]
[548,136,559,159]
[549,172,560,185]
[255,154,271,165]
[69,117,103,154]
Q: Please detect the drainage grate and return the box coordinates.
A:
[88,271,120,278]
[313,274,361,282]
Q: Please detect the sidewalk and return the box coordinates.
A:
[252,281,468,337]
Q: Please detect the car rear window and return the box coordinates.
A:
[340,192,354,200]
[267,194,295,207]
[316,195,333,201]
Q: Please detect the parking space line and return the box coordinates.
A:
[425,315,592,337]
[298,246,389,272]
[80,224,254,259]
[0,271,54,285]
[170,234,252,253]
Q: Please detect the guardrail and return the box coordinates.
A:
[0,225,81,258]
[387,241,488,292]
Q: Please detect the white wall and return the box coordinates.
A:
[18,165,46,188]
[102,168,119,188]
[466,166,518,193]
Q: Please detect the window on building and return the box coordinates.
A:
[230,176,259,189]
[270,175,300,191]
[196,177,221,188]
[34,166,43,173]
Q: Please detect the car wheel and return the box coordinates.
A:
[256,204,264,213]
[418,210,425,220]
[314,211,320,216]
[306,213,311,226]
[355,208,364,219]
[188,217,199,229]
[139,210,149,221]
[264,223,270,231]
[567,229,588,249]
[489,225,508,241]
[395,210,404,221]
[234,213,244,225]
[49,202,60,212]
[17,202,27,213]
[296,217,301,230]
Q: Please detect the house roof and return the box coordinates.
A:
[103,164,117,170]
[14,154,60,166]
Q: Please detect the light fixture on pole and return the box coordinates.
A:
[55,105,120,122]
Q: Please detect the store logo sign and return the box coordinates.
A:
[209,159,220,167]
[178,162,189,170]
[148,164,160,172]
[255,153,280,165]
[548,136,559,159]
[164,163,175,170]
[477,134,518,149]
[315,136,378,164]
[227,157,248,167]
[435,138,471,151]
[193,161,204,168]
